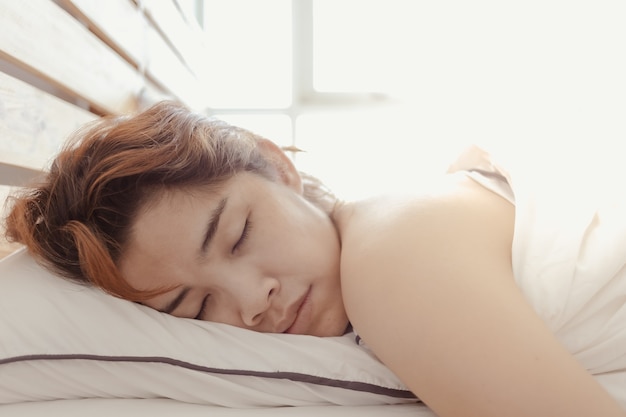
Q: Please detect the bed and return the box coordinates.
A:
[4,157,626,417]
[0,400,427,417]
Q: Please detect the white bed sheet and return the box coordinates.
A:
[0,399,433,416]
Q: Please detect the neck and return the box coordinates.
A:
[330,200,357,244]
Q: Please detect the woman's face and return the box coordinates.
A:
[119,171,349,337]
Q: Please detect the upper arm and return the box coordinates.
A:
[340,175,623,417]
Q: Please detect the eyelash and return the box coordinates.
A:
[195,295,209,320]
[233,218,252,252]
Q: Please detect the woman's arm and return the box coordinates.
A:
[340,174,624,417]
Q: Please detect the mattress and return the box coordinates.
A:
[0,399,431,416]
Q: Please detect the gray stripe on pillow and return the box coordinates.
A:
[0,354,417,399]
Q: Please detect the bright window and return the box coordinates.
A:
[202,0,292,108]
[312,0,410,94]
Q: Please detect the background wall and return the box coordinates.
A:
[2,0,625,205]
[202,0,626,200]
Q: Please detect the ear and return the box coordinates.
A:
[255,138,303,194]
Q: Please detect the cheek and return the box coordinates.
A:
[253,202,339,269]
[205,305,240,327]
[271,229,321,260]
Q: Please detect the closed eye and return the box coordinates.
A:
[194,294,210,320]
[232,218,252,253]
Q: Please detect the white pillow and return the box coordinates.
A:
[0,248,416,407]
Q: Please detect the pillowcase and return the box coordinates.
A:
[0,248,416,407]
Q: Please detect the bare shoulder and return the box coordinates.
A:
[338,171,516,344]
[338,172,515,284]
[337,173,623,416]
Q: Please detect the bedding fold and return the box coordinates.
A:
[452,145,626,407]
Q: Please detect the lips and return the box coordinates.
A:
[284,286,312,334]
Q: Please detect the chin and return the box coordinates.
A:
[311,316,350,337]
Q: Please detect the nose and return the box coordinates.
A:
[233,274,280,329]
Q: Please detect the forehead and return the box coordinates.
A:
[133,185,224,241]
[141,183,224,213]
[120,185,224,272]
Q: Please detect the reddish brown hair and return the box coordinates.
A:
[4,101,283,301]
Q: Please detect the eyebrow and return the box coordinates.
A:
[200,197,228,256]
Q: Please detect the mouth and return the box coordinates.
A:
[284,286,312,334]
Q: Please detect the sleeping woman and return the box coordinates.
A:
[4,101,625,417]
